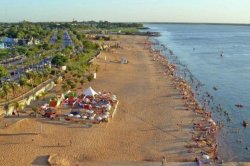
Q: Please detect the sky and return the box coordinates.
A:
[0,0,250,23]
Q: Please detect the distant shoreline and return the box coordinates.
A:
[142,22,250,26]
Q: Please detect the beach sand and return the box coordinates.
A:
[0,35,197,165]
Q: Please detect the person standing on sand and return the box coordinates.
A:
[162,156,166,166]
[70,140,72,147]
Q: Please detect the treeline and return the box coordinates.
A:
[95,21,143,29]
[0,21,143,33]
[0,21,51,39]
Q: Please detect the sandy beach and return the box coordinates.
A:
[0,35,205,165]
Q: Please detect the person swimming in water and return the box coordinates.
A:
[220,51,224,57]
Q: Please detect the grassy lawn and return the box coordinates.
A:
[0,49,11,60]
[67,49,97,69]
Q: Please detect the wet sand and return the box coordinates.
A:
[0,35,208,165]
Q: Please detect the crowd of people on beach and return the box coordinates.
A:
[144,39,221,164]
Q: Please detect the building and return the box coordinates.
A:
[1,37,17,48]
[18,38,40,46]
[0,42,5,49]
[33,39,40,45]
[2,37,40,47]
[17,39,33,45]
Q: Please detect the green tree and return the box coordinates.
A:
[51,54,68,66]
[87,74,94,82]
[17,31,25,39]
[0,66,9,79]
[82,40,98,50]
[42,43,50,50]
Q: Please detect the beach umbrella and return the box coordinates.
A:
[83,87,98,97]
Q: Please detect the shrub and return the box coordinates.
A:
[54,79,58,84]
[62,83,68,91]
[35,95,41,100]
[87,74,94,82]
[51,69,57,75]
[80,79,86,85]
[67,66,72,71]
[95,64,100,73]
[51,54,68,66]
[70,83,76,89]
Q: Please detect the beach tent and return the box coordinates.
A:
[83,87,98,97]
[49,98,61,107]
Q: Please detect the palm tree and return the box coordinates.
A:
[86,64,92,75]
[13,101,20,116]
[32,71,39,85]
[9,82,19,97]
[31,106,38,118]
[0,88,5,99]
[27,71,38,87]
[19,76,28,89]
[95,64,100,73]
[2,83,11,100]
[0,65,9,78]
[38,72,43,83]
[3,104,9,116]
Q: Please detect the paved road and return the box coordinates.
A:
[50,31,58,44]
[2,57,52,83]
[62,31,74,49]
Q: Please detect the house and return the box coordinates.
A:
[33,39,40,45]
[17,39,28,46]
[1,37,40,47]
[0,42,5,49]
[27,39,33,45]
[18,39,33,46]
[2,37,17,47]
[18,38,40,46]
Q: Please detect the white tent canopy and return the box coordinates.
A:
[83,87,98,96]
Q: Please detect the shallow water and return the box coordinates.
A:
[145,23,250,161]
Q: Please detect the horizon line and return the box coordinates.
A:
[0,20,250,26]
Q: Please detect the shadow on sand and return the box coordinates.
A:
[32,155,49,165]
[41,145,67,148]
[0,133,38,136]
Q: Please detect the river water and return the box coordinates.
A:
[145,23,250,161]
